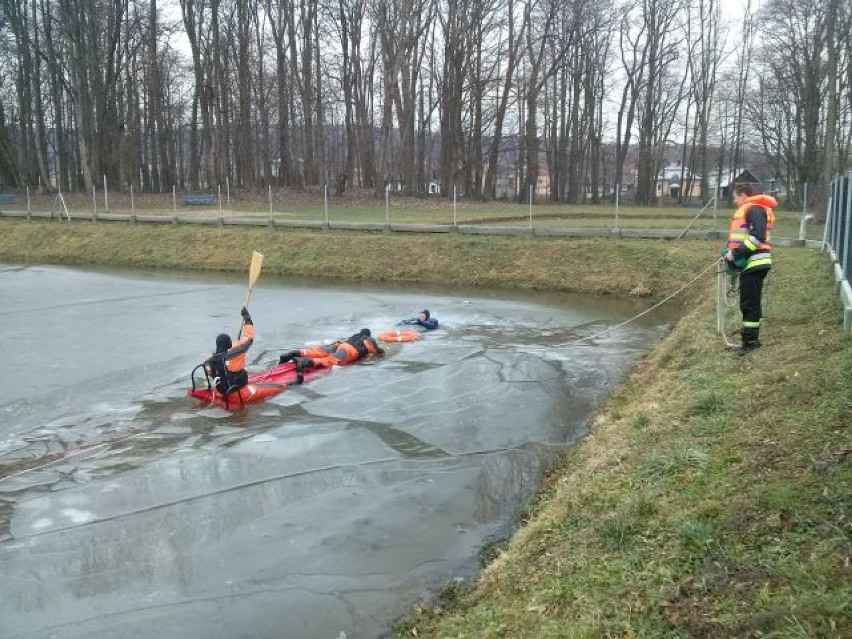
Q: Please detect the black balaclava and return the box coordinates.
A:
[215,333,232,353]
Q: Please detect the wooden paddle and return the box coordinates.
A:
[237,251,264,337]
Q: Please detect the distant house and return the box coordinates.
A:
[654,164,702,199]
[762,176,784,198]
[706,168,761,199]
[384,178,404,193]
[584,182,616,200]
[535,170,550,198]
[507,169,550,199]
[495,174,516,199]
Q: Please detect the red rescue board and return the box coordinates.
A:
[187,361,324,410]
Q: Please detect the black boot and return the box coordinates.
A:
[294,357,313,370]
[293,357,314,384]
[279,350,299,364]
[730,328,761,356]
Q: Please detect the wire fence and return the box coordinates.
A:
[0,182,825,241]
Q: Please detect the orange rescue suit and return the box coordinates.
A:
[296,337,380,369]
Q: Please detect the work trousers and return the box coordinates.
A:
[739,268,769,339]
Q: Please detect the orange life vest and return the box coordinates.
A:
[726,194,776,271]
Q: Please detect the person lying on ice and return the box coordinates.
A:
[397,309,439,330]
[205,306,254,396]
[278,328,385,373]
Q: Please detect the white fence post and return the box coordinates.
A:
[799,182,808,240]
[844,177,852,282]
[615,184,620,231]
[710,196,716,231]
[103,175,109,212]
[528,184,533,229]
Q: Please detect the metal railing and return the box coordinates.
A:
[824,173,852,330]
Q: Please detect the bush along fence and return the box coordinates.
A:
[824,173,852,330]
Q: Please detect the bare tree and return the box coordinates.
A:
[634,0,685,205]
[751,0,847,218]
[613,0,647,194]
[519,0,569,203]
[683,0,722,200]
[483,0,525,199]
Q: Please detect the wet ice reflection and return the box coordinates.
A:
[0,265,671,638]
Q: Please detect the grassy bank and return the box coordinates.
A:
[0,219,717,298]
[2,219,849,637]
[396,248,851,638]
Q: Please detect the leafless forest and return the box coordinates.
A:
[0,0,849,214]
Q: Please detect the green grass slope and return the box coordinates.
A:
[395,249,851,638]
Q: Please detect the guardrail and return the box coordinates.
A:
[1,206,820,247]
[824,174,852,330]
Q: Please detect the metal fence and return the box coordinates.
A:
[824,173,852,330]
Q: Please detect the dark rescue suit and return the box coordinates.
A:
[399,309,439,331]
[207,314,254,396]
[726,193,776,350]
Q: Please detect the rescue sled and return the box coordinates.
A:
[187,361,321,410]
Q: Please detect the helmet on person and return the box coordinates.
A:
[215,333,232,353]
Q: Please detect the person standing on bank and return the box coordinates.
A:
[724,183,776,356]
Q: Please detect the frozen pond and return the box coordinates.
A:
[0,264,671,638]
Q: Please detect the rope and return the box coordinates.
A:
[1,427,152,483]
[717,268,740,348]
[568,257,723,345]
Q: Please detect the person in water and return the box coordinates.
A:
[398,309,439,330]
[278,328,384,373]
[205,306,254,396]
